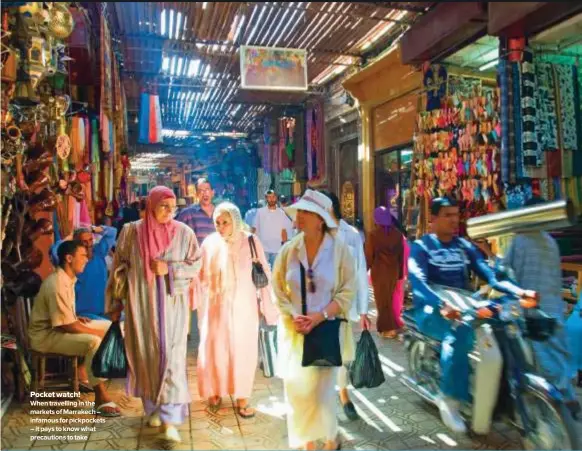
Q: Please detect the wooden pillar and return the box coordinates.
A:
[360,105,375,234]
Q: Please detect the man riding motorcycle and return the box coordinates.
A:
[408,197,537,433]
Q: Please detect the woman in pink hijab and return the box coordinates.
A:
[107,186,201,443]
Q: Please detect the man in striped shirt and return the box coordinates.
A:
[176,178,216,244]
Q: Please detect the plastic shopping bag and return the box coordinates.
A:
[349,330,385,389]
[91,322,128,379]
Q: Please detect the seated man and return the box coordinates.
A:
[408,197,534,433]
[51,225,117,320]
[28,240,120,417]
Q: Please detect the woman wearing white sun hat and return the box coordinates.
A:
[271,189,356,451]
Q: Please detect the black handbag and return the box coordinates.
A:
[300,263,346,367]
[249,236,269,289]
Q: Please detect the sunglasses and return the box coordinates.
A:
[307,268,316,293]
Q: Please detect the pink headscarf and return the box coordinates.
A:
[136,186,178,282]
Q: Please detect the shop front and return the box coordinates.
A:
[327,108,360,223]
[343,47,422,233]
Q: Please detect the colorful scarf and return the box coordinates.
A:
[136,186,178,282]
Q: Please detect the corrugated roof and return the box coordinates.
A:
[116,2,433,144]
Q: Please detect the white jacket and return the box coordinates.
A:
[336,220,369,321]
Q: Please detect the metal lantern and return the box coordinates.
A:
[18,2,42,25]
[47,3,74,40]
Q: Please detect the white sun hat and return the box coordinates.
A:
[284,189,337,229]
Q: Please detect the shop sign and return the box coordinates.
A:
[341,181,356,222]
[240,45,308,91]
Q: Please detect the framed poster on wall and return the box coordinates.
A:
[240,45,308,91]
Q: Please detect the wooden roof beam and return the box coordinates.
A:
[123,34,363,59]
[242,2,414,25]
[359,2,432,14]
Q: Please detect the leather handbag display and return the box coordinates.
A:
[300,263,346,367]
[249,235,269,289]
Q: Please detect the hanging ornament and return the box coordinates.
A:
[47,2,74,40]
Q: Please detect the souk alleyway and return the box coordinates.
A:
[2,296,581,451]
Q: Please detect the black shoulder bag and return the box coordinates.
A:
[249,236,269,289]
[300,263,346,367]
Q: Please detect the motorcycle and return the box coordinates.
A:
[400,285,580,450]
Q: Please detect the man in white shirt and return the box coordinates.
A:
[244,200,265,233]
[321,190,371,421]
[255,190,293,268]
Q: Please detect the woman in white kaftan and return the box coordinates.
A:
[106,186,200,443]
[271,190,356,450]
[196,202,279,418]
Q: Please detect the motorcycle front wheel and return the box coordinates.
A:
[517,389,580,450]
[408,339,440,399]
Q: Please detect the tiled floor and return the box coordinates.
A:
[3,307,581,450]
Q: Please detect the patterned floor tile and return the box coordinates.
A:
[84,438,138,450]
[4,294,581,451]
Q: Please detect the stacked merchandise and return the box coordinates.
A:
[414,81,503,232]
[499,43,582,214]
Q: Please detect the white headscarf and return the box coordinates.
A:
[204,202,248,304]
[213,201,246,244]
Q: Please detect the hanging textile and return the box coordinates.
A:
[507,60,516,183]
[138,92,149,144]
[512,62,525,179]
[100,13,113,123]
[83,117,91,166]
[424,64,447,111]
[262,118,272,174]
[573,65,582,177]
[306,103,324,182]
[520,49,541,167]
[137,92,163,144]
[278,117,295,171]
[271,144,279,175]
[101,115,111,154]
[554,64,579,152]
[316,103,326,182]
[90,117,101,201]
[73,199,81,229]
[499,59,510,183]
[69,116,85,169]
[285,118,296,165]
[534,62,559,151]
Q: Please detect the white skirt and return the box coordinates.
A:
[284,366,339,447]
[276,316,351,447]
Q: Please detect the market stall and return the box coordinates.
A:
[1,2,129,410]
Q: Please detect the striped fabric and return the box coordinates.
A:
[108,221,200,405]
[512,62,525,179]
[499,59,510,183]
[176,204,216,245]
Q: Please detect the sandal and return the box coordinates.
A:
[79,382,94,393]
[95,401,121,417]
[208,396,222,412]
[236,402,255,419]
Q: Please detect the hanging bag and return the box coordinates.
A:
[91,321,128,379]
[300,263,346,367]
[349,330,385,389]
[249,236,269,288]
